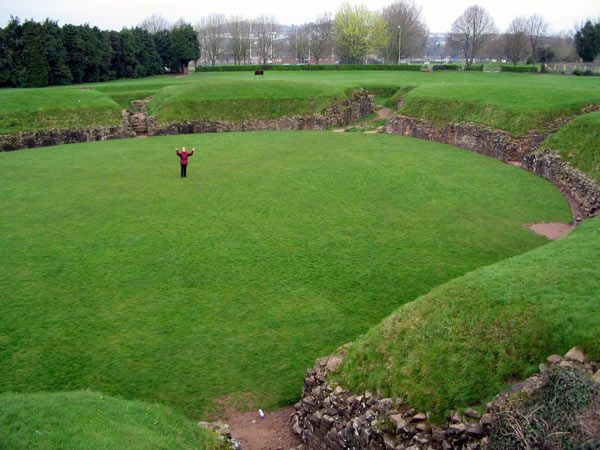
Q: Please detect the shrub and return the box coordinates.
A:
[194,64,422,73]
[501,65,539,73]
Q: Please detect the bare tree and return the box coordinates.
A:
[382,0,428,63]
[253,15,278,64]
[310,13,334,64]
[289,25,310,63]
[228,16,245,65]
[198,13,226,67]
[449,4,496,66]
[139,14,170,33]
[527,14,548,63]
[504,17,530,65]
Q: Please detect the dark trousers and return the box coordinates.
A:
[180,164,187,177]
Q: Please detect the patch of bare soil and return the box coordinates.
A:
[227,405,301,450]
[528,222,573,240]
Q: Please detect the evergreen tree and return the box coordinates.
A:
[574,21,600,63]
[21,20,50,87]
[42,19,72,85]
[168,24,200,72]
[0,17,26,87]
[62,24,86,83]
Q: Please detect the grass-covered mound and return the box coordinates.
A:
[0,391,217,449]
[335,217,600,421]
[0,132,570,418]
[146,80,350,122]
[2,70,599,135]
[542,111,600,183]
[0,87,122,134]
[399,83,600,137]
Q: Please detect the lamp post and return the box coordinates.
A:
[397,24,401,64]
[269,31,276,63]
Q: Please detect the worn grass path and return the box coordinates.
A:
[0,131,570,419]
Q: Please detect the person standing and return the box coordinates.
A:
[176,147,195,178]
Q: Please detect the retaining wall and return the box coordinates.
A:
[292,346,599,449]
[384,114,600,218]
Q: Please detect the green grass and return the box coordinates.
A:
[335,216,600,421]
[0,131,570,419]
[146,81,350,122]
[0,87,123,134]
[542,111,600,183]
[0,391,217,449]
[2,70,599,135]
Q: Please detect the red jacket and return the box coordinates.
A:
[176,150,194,165]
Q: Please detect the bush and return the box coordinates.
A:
[573,69,600,76]
[431,64,459,71]
[463,64,484,71]
[501,65,539,73]
[194,64,422,73]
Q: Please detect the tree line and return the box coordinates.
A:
[0,17,199,88]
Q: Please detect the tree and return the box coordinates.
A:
[382,0,428,63]
[169,23,200,72]
[253,15,278,64]
[574,20,600,63]
[449,4,496,66]
[42,19,72,85]
[139,14,170,33]
[504,17,530,65]
[334,3,388,64]
[310,13,334,64]
[198,14,226,67]
[228,16,247,65]
[288,25,310,63]
[527,14,548,63]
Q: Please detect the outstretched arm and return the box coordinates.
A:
[190,148,195,156]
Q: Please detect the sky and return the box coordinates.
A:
[1,0,598,34]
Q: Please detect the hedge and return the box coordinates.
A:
[194,64,422,72]
[500,65,539,73]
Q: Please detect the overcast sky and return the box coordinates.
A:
[1,0,598,33]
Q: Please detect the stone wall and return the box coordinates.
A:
[292,346,600,450]
[147,89,374,136]
[384,114,600,218]
[0,90,373,151]
[523,149,600,218]
[383,115,548,163]
[0,110,136,152]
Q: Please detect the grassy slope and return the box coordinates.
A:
[0,132,570,418]
[542,111,600,183]
[0,87,122,134]
[335,217,600,421]
[2,71,599,134]
[146,80,350,122]
[0,391,217,449]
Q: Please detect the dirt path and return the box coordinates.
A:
[332,107,392,133]
[227,406,302,450]
[528,222,573,240]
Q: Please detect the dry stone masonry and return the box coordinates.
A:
[292,346,600,449]
[0,90,373,152]
[384,110,600,219]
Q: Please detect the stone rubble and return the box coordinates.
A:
[291,345,599,450]
[197,421,242,450]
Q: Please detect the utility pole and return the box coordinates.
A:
[398,24,401,64]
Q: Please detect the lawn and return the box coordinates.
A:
[0,131,571,419]
[1,70,599,135]
[336,216,600,421]
[0,391,217,449]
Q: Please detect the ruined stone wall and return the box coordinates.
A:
[384,114,600,218]
[0,111,136,152]
[147,89,374,136]
[524,149,600,218]
[383,115,548,163]
[292,346,600,450]
[0,90,373,152]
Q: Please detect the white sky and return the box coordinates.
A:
[1,0,598,33]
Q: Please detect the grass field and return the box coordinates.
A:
[0,391,216,449]
[1,70,599,135]
[335,216,600,421]
[0,131,571,419]
[542,111,600,183]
